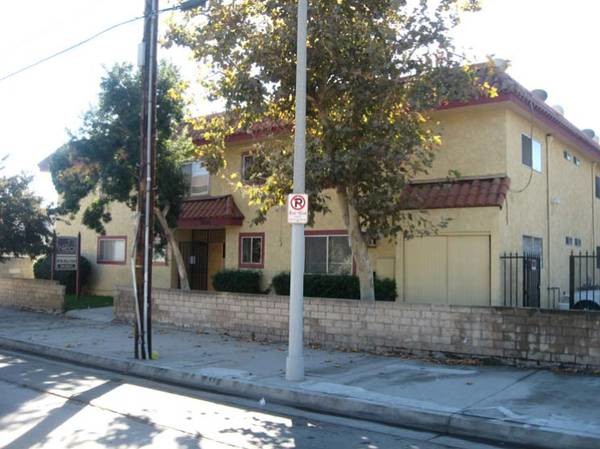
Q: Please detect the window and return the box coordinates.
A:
[305,233,352,275]
[563,150,573,161]
[241,153,254,182]
[596,176,600,199]
[97,237,126,264]
[521,134,542,172]
[239,233,264,268]
[523,235,543,267]
[574,238,582,247]
[182,161,209,196]
[574,157,581,167]
[566,236,573,246]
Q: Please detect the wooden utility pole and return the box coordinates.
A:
[136,0,159,359]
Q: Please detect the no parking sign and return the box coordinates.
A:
[287,193,308,224]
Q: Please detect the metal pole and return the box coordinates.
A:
[286,0,308,382]
[76,232,81,297]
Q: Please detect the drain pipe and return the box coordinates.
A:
[545,133,553,305]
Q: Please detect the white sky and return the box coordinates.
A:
[1,0,599,205]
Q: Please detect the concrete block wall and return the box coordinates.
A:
[0,278,65,313]
[114,287,600,369]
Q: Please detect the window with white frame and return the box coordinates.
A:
[239,234,263,267]
[305,234,352,275]
[97,237,126,264]
[182,161,209,196]
[523,235,543,267]
[564,150,573,161]
[521,134,542,172]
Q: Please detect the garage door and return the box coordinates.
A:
[404,235,490,306]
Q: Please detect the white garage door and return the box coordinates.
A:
[404,235,490,306]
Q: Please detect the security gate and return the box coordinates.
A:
[179,241,208,290]
[500,253,541,307]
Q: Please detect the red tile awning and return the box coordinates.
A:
[178,195,244,228]
[401,176,510,210]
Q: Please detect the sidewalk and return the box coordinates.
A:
[0,306,599,449]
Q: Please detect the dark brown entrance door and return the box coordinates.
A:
[179,241,208,290]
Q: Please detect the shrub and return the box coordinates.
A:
[33,254,92,294]
[212,269,262,294]
[271,272,396,301]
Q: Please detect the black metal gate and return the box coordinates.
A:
[501,253,541,307]
[569,252,600,310]
[179,241,208,290]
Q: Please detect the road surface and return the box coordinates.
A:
[0,350,516,449]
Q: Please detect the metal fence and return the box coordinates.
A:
[500,253,541,308]
[569,252,600,310]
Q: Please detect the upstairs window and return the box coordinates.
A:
[574,238,582,247]
[305,234,352,275]
[241,153,255,182]
[521,134,542,172]
[182,161,209,197]
[574,157,581,167]
[596,176,600,199]
[563,150,573,161]
[566,236,573,246]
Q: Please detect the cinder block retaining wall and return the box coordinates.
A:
[0,278,65,313]
[115,287,600,369]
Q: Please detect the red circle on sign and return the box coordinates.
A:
[290,195,306,210]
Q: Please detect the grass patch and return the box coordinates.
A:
[64,294,113,311]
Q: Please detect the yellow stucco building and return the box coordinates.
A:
[43,70,600,309]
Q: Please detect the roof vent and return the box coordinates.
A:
[531,89,548,102]
[492,58,509,71]
[552,105,564,115]
[583,129,596,139]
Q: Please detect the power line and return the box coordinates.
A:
[0,15,145,83]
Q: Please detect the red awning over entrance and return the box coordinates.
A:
[178,195,244,228]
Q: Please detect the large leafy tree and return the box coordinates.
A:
[166,0,494,299]
[49,62,194,289]
[0,162,52,261]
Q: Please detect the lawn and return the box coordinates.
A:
[64,294,113,311]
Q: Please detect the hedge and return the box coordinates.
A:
[212,269,262,294]
[33,254,92,294]
[272,272,396,301]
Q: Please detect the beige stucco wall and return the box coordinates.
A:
[425,104,508,180]
[502,105,600,307]
[55,196,172,296]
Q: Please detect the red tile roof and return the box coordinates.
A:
[178,195,244,228]
[401,176,510,210]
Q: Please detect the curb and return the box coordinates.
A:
[1,336,598,449]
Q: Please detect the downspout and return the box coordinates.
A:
[545,133,553,305]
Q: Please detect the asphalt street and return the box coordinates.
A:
[0,350,518,449]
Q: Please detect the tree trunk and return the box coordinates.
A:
[337,187,375,301]
[154,207,190,291]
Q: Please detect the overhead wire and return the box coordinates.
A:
[0,1,195,84]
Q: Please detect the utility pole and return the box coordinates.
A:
[286,0,308,382]
[136,0,159,360]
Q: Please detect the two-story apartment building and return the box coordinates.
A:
[41,69,600,308]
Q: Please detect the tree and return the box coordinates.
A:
[0,163,52,261]
[166,0,495,300]
[48,63,193,289]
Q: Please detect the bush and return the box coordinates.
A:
[33,254,92,294]
[212,269,262,294]
[272,272,396,301]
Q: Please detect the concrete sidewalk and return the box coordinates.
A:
[0,307,599,449]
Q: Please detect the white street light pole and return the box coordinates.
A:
[286,0,308,382]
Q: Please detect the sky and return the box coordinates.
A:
[1,0,599,205]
